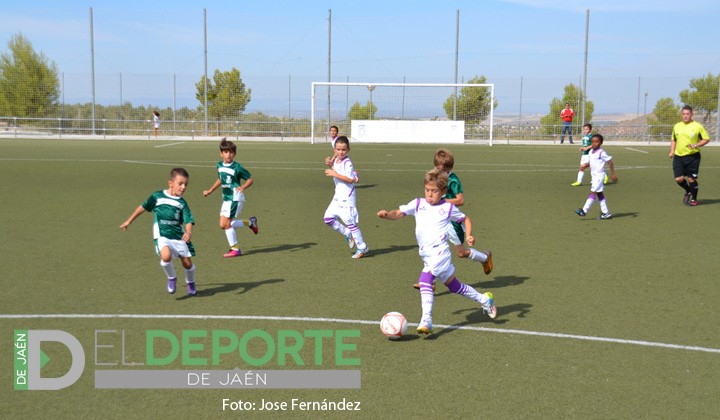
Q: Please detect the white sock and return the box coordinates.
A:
[420,291,434,324]
[185,264,196,284]
[577,171,584,183]
[160,260,176,278]
[583,197,594,213]
[600,198,609,214]
[468,248,488,263]
[349,225,367,250]
[225,228,237,247]
[230,219,246,229]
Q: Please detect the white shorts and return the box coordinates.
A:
[590,173,605,193]
[446,224,462,246]
[324,200,359,225]
[420,244,455,282]
[155,237,194,258]
[220,193,245,219]
[580,155,590,165]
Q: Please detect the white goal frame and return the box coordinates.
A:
[310,82,495,146]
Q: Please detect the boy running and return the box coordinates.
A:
[120,168,197,296]
[575,134,618,219]
[203,138,258,258]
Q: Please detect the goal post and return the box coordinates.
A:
[311,82,495,145]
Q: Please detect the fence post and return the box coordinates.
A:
[280,121,284,142]
[235,121,239,141]
[13,117,17,138]
[191,121,195,141]
[103,119,107,139]
[58,118,62,139]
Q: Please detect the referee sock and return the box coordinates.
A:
[676,179,691,192]
[690,180,699,200]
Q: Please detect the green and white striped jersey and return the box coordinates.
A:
[216,161,252,201]
[141,190,195,240]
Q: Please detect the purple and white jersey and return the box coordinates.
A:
[589,147,612,178]
[399,198,465,254]
[331,156,356,206]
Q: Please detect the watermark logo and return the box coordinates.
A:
[14,330,86,390]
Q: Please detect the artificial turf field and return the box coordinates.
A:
[1,138,719,419]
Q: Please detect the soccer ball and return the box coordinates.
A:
[380,312,408,339]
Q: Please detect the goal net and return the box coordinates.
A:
[311,82,495,145]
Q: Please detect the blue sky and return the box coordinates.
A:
[1,0,718,114]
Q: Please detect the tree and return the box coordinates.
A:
[347,101,377,120]
[540,83,594,135]
[0,33,59,117]
[648,97,679,137]
[679,73,718,122]
[443,75,497,123]
[195,67,251,119]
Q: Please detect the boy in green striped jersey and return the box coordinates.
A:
[203,138,258,258]
[120,168,197,296]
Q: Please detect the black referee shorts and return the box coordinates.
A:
[673,153,701,179]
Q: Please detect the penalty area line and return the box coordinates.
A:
[154,142,185,148]
[2,313,719,355]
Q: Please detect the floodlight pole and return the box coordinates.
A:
[368,85,375,120]
[89,7,96,135]
[453,9,460,120]
[203,9,208,136]
[581,9,589,127]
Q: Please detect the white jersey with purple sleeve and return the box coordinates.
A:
[589,147,612,178]
[331,156,356,206]
[399,198,465,256]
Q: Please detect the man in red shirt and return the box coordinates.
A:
[560,103,575,144]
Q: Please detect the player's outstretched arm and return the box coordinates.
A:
[120,206,146,230]
[203,179,222,197]
[377,209,404,220]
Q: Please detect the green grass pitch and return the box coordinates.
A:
[1,139,719,418]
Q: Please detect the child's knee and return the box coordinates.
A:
[323,217,334,226]
[219,218,230,229]
[181,258,193,269]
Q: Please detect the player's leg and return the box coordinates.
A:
[686,154,700,205]
[345,207,368,258]
[443,275,497,319]
[221,202,243,257]
[156,240,177,294]
[323,202,353,244]
[416,270,435,334]
[574,159,589,186]
[180,256,197,296]
[673,156,693,204]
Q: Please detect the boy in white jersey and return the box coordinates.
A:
[378,169,497,334]
[323,136,369,259]
[203,138,258,258]
[120,168,197,296]
[575,134,618,219]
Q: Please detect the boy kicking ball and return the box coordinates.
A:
[378,169,496,335]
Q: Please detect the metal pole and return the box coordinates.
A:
[173,73,177,135]
[327,9,332,137]
[518,76,523,127]
[636,76,641,118]
[119,72,123,132]
[453,9,459,120]
[203,9,208,136]
[581,9,589,127]
[402,75,406,119]
[288,75,292,119]
[716,76,720,140]
[89,7,96,135]
[643,92,648,143]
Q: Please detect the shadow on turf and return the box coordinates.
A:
[422,303,533,340]
[178,278,285,299]
[366,244,417,257]
[433,275,530,297]
[354,184,377,189]
[242,242,317,255]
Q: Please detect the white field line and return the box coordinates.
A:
[625,147,649,154]
[154,142,185,148]
[2,313,719,354]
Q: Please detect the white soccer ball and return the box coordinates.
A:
[380,312,408,339]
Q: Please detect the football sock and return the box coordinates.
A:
[160,260,176,279]
[418,272,435,322]
[224,228,237,247]
[690,180,698,200]
[446,277,482,301]
[599,198,609,214]
[230,219,247,229]
[582,193,596,213]
[324,217,351,237]
[576,171,584,183]
[185,264,196,284]
[347,224,367,250]
[676,179,691,192]
[468,248,488,263]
